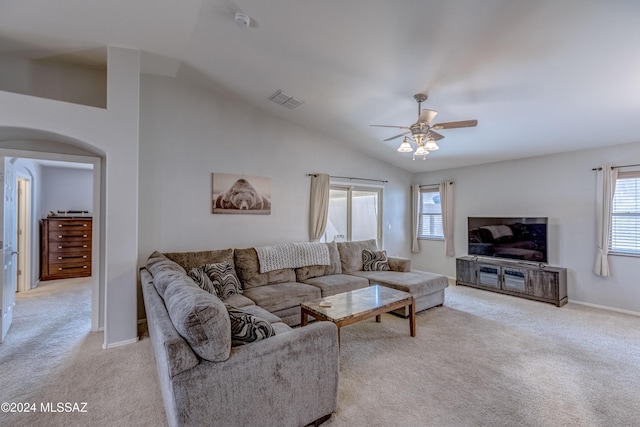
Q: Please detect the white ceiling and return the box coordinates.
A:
[2,0,640,173]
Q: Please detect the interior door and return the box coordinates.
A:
[0,157,17,343]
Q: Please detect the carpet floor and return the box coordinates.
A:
[1,280,639,426]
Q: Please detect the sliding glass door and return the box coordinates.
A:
[322,185,382,244]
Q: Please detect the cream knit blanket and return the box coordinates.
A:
[254,242,330,273]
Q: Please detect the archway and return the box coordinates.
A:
[0,127,104,333]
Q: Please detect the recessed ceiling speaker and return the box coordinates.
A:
[235,13,251,28]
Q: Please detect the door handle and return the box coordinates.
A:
[11,251,18,256]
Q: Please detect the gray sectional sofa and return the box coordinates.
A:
[141,239,448,427]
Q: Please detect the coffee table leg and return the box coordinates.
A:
[301,309,308,327]
[375,314,381,323]
[409,298,416,337]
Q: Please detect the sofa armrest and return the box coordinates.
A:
[388,256,411,272]
[172,322,339,427]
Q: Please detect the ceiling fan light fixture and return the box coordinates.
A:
[424,138,439,151]
[414,146,429,156]
[397,137,413,152]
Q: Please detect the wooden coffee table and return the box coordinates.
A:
[300,285,416,345]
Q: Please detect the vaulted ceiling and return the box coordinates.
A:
[2,0,640,172]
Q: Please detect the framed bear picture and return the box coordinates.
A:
[212,173,271,215]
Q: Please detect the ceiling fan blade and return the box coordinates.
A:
[383,131,410,142]
[418,109,438,125]
[370,124,411,130]
[431,119,478,130]
[428,131,445,141]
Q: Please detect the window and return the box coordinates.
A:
[610,171,640,255]
[418,186,443,239]
[322,185,382,244]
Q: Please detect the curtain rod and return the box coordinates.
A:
[419,182,453,187]
[592,163,640,171]
[307,174,388,184]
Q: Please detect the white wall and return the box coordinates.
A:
[412,141,640,314]
[138,75,412,259]
[0,46,140,348]
[40,166,93,218]
[0,56,107,108]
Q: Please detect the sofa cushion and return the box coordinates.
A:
[188,267,219,297]
[302,274,369,297]
[362,249,391,271]
[234,247,296,289]
[337,239,378,273]
[164,249,235,271]
[295,241,342,281]
[146,251,188,298]
[388,256,411,272]
[235,304,283,324]
[271,322,293,335]
[202,262,243,299]
[226,305,275,347]
[163,279,231,362]
[242,282,321,313]
[349,270,449,296]
[223,293,255,308]
[147,251,186,276]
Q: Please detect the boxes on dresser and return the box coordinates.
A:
[41,217,92,280]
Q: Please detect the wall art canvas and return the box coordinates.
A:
[212,173,271,215]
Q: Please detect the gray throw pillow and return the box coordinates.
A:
[225,305,275,346]
[362,248,391,271]
[163,281,231,362]
[201,262,243,299]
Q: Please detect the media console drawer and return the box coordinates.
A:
[41,217,92,281]
[455,256,567,307]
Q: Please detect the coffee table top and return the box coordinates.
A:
[301,285,412,323]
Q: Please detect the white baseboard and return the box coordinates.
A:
[568,299,640,317]
[102,337,139,349]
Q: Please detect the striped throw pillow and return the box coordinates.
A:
[362,248,391,271]
[226,305,275,346]
[201,262,243,299]
[188,267,220,297]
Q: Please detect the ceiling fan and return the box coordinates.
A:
[370,94,477,159]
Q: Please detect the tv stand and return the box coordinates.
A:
[456,256,567,307]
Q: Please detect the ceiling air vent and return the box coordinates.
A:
[269,90,304,110]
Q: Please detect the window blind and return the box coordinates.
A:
[610,171,640,254]
[418,186,443,239]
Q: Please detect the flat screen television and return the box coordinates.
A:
[467,217,548,263]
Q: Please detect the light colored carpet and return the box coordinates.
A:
[1,280,639,427]
[0,278,166,427]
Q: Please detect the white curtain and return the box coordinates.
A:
[411,184,421,253]
[309,173,330,241]
[594,165,618,276]
[440,181,455,257]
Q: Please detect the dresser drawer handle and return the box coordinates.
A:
[58,265,88,271]
[57,255,88,260]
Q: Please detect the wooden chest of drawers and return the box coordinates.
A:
[41,218,92,281]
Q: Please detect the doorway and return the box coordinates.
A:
[0,149,102,335]
[16,176,31,293]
